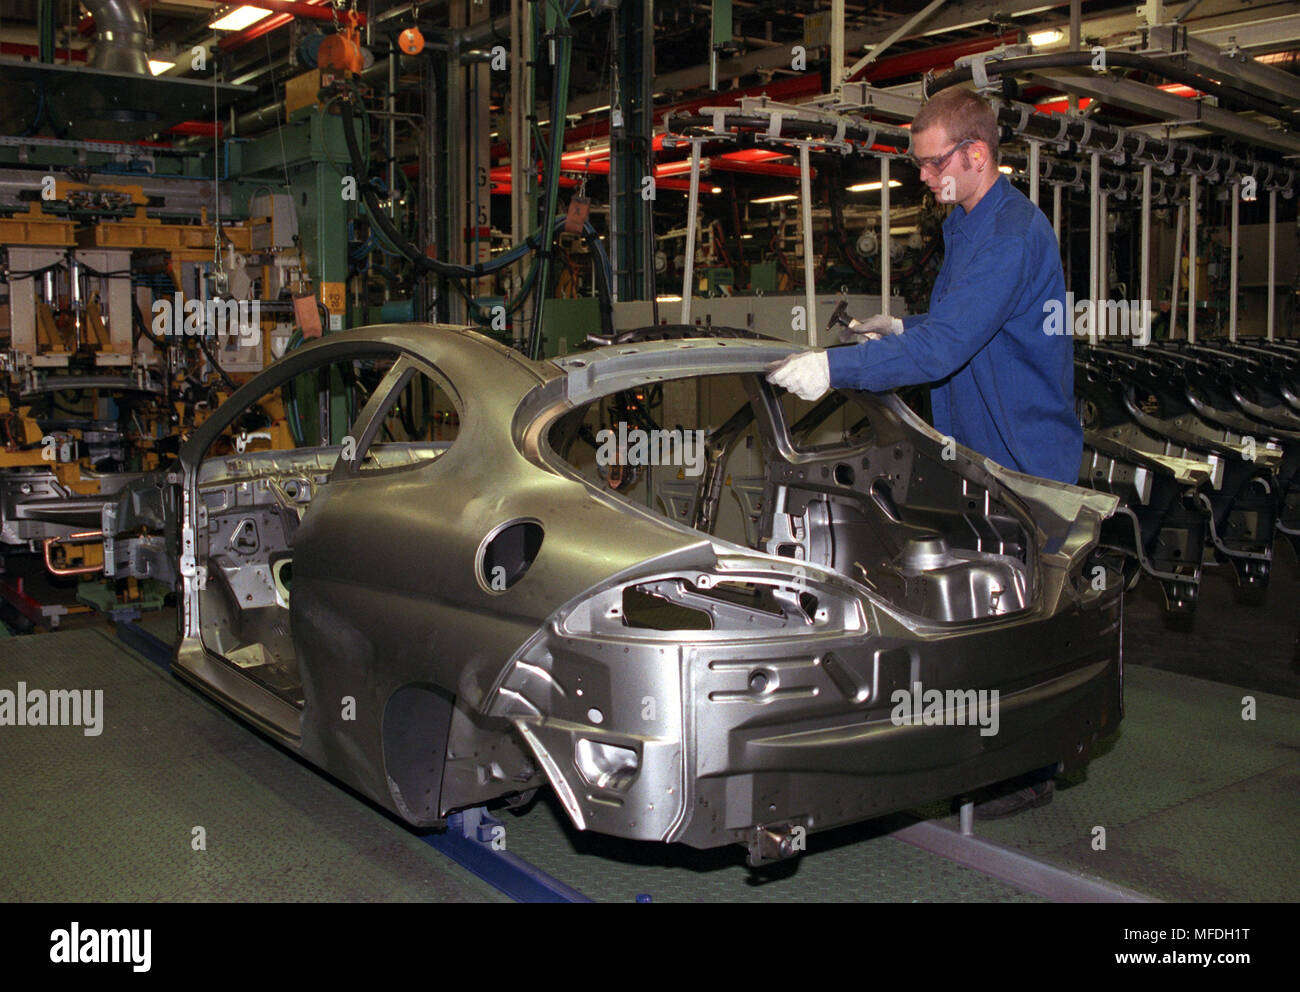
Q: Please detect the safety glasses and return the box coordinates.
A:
[911,138,975,173]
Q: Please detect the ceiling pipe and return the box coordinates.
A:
[0,42,88,63]
[215,0,342,54]
[216,0,366,25]
[544,33,1014,166]
[82,0,150,74]
[198,51,422,144]
[504,74,826,163]
[848,30,1020,84]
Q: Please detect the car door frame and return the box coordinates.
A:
[172,338,410,746]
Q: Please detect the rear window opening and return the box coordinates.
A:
[547,369,1034,623]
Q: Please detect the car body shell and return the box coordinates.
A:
[105,324,1124,855]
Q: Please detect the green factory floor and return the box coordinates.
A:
[492,663,1299,903]
[1,597,1297,902]
[920,664,1299,902]
[0,630,507,903]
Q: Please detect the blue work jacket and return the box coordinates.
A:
[826,175,1082,484]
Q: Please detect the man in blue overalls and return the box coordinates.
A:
[768,87,1080,817]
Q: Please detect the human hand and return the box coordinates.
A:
[765,350,831,402]
[838,313,904,343]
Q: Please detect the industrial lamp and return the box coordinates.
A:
[208,5,272,32]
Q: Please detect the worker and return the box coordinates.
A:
[767,87,1081,817]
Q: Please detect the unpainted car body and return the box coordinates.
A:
[106,324,1124,860]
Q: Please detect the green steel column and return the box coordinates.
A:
[611,0,653,303]
[39,0,56,63]
[234,108,356,318]
[296,161,350,284]
[710,0,733,90]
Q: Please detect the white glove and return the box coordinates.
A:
[766,350,831,402]
[841,313,904,343]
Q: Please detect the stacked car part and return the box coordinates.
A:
[1075,339,1300,617]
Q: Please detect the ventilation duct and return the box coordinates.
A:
[83,0,150,75]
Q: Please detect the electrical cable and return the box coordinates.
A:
[265,33,295,199]
[340,92,541,277]
[527,0,575,359]
[582,220,615,338]
[21,83,46,137]
[131,298,168,350]
[73,261,132,278]
[332,1,606,350]
[197,334,238,392]
[5,261,65,280]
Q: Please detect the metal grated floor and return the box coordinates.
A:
[959,665,1300,902]
[481,662,1299,902]
[0,630,507,903]
[1,578,1296,902]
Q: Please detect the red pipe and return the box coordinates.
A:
[489,166,701,195]
[218,0,365,27]
[1034,96,1094,114]
[652,74,825,128]
[492,177,698,195]
[495,74,825,161]
[487,144,806,190]
[217,0,349,53]
[711,159,803,179]
[1,42,88,63]
[850,31,1021,84]
[718,148,788,162]
[492,178,580,196]
[488,154,751,186]
[167,121,225,137]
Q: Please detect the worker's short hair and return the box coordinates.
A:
[911,88,1000,164]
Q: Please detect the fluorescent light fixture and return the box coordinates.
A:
[655,294,683,302]
[752,194,797,204]
[741,234,754,239]
[148,59,175,75]
[209,6,272,32]
[999,165,1014,174]
[846,180,903,192]
[1028,29,1063,46]
[710,186,723,194]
